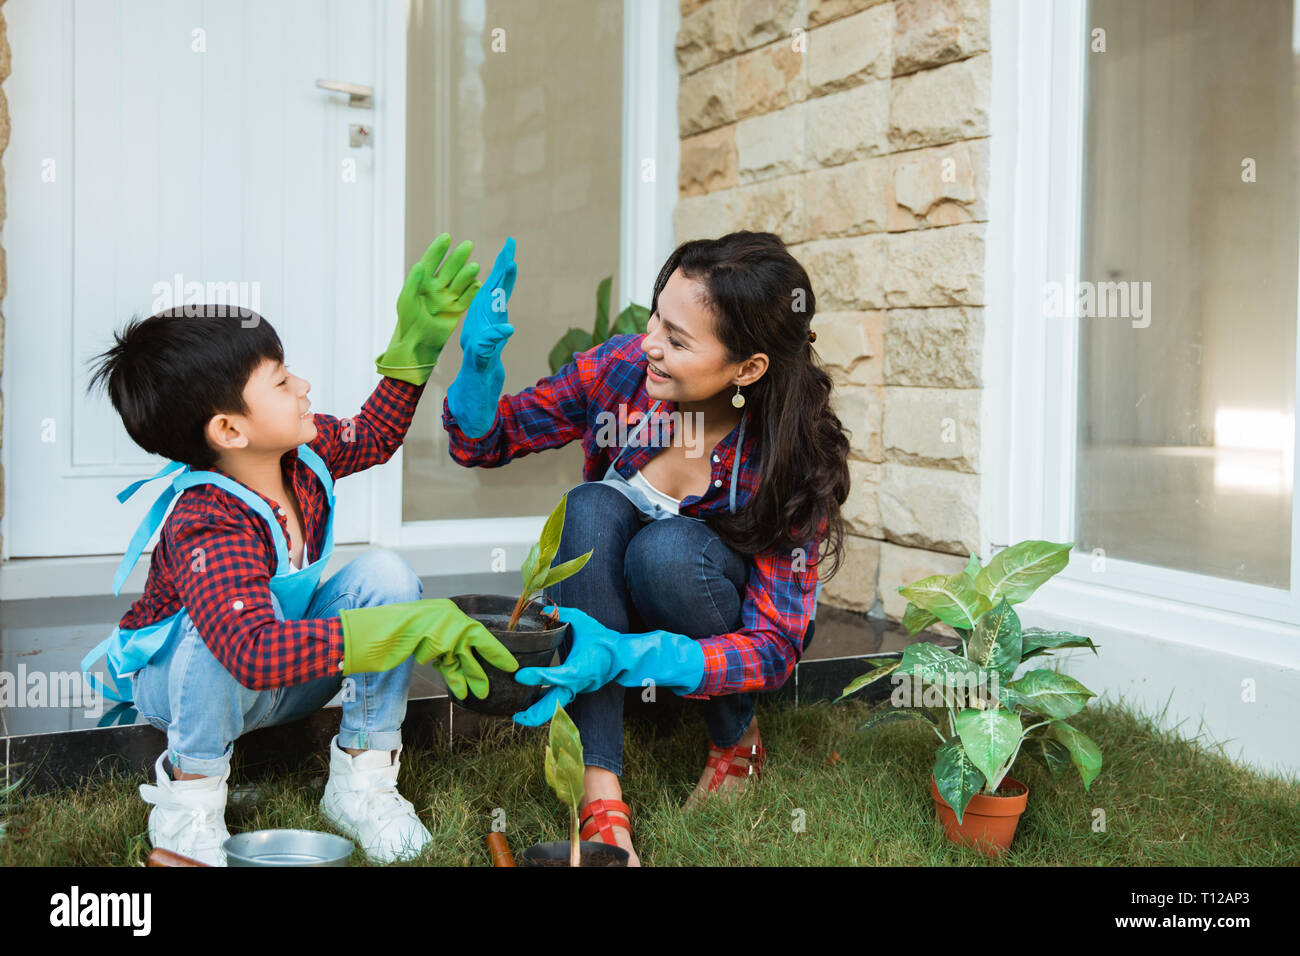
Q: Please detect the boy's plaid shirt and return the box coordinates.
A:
[440,332,820,697]
[118,378,424,689]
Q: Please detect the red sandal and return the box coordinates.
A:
[578,798,633,846]
[704,730,766,792]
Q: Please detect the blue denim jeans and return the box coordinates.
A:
[132,548,421,777]
[549,481,754,776]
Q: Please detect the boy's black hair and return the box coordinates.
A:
[86,306,284,469]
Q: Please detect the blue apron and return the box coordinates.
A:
[597,401,821,618]
[81,444,336,704]
[599,400,747,520]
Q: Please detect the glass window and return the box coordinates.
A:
[1075,0,1297,588]
[403,0,625,522]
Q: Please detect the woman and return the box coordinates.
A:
[443,231,850,866]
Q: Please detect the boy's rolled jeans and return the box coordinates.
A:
[132,549,419,777]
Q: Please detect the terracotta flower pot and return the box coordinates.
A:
[930,775,1029,857]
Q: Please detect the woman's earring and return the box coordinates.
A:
[731,383,745,409]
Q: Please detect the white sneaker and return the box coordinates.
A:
[138,752,231,867]
[320,736,431,863]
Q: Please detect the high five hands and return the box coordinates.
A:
[376,232,482,386]
[446,237,518,438]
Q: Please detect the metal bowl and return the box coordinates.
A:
[222,829,354,867]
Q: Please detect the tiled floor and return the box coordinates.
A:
[1,577,938,792]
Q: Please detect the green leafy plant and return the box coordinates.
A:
[547,275,650,374]
[507,492,593,631]
[544,704,586,867]
[839,540,1103,823]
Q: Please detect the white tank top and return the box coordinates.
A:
[626,469,682,515]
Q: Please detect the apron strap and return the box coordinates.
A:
[174,470,292,573]
[610,401,744,515]
[294,444,336,562]
[295,443,335,504]
[611,401,662,471]
[111,468,189,595]
[114,448,332,593]
[116,459,188,504]
[728,410,746,515]
[79,631,133,703]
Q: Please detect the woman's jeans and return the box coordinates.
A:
[131,549,420,777]
[549,482,753,776]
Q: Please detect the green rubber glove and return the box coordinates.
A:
[338,599,518,700]
[376,233,482,385]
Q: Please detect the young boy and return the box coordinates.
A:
[84,234,520,865]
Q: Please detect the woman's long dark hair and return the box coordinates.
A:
[649,231,851,586]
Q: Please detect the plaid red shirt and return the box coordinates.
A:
[118,377,424,689]
[441,332,820,696]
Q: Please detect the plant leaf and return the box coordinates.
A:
[534,494,570,579]
[548,329,594,375]
[961,551,981,580]
[1025,735,1074,779]
[967,597,1023,682]
[1050,720,1103,790]
[520,542,542,597]
[895,642,981,686]
[1021,627,1099,661]
[955,707,1023,786]
[544,705,586,813]
[593,276,612,343]
[857,705,937,733]
[540,550,593,590]
[934,736,986,825]
[1004,669,1095,720]
[838,659,901,701]
[902,602,940,637]
[899,572,992,631]
[611,303,650,336]
[974,540,1073,606]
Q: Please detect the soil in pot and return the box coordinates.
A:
[930,775,1029,857]
[448,594,568,717]
[518,840,629,867]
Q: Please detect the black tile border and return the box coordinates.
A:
[2,630,958,793]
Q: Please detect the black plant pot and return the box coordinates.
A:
[518,840,629,867]
[448,594,568,717]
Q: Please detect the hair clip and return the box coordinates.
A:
[808,330,817,343]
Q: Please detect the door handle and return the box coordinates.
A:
[316,79,373,109]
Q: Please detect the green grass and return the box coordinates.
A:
[2,697,1298,866]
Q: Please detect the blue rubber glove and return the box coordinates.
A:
[512,605,707,726]
[446,237,517,438]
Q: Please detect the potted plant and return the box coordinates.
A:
[839,540,1103,856]
[547,275,650,374]
[518,705,629,867]
[449,492,593,716]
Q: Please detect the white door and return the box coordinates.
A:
[2,0,406,558]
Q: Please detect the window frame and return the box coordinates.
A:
[373,0,681,553]
[983,0,1300,665]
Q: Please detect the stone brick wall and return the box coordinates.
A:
[674,0,989,621]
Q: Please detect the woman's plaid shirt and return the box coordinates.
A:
[440,333,820,697]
